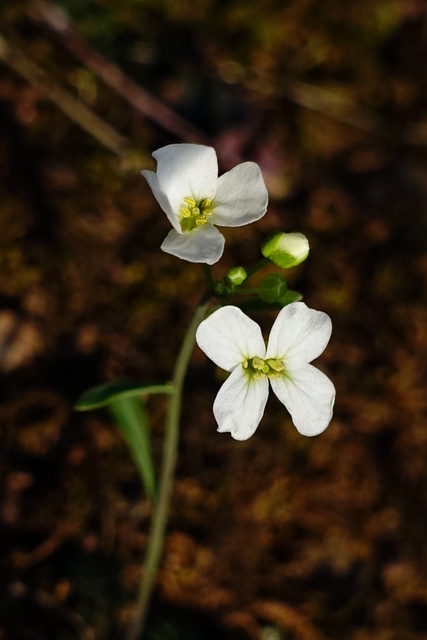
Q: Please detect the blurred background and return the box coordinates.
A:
[1,0,427,638]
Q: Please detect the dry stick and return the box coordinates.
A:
[0,33,129,156]
[285,80,427,147]
[31,0,210,145]
[286,81,385,138]
[28,1,427,148]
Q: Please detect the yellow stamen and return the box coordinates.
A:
[243,356,286,380]
[252,357,265,370]
[253,371,267,380]
[179,196,215,232]
[267,359,285,372]
[180,206,191,218]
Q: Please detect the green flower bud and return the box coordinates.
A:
[261,232,309,269]
[258,273,288,304]
[214,280,228,297]
[226,266,248,287]
[279,289,303,305]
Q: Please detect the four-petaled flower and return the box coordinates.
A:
[142,144,268,265]
[196,302,335,440]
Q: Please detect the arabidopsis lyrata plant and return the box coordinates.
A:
[142,143,268,264]
[196,303,335,440]
[77,142,335,640]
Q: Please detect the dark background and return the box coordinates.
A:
[1,0,427,638]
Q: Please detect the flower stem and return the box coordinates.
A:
[203,264,215,293]
[127,301,210,640]
[245,257,270,280]
[232,287,260,295]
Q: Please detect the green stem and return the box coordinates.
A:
[245,257,270,280]
[128,301,210,640]
[233,287,260,295]
[203,264,215,293]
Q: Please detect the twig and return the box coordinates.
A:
[285,81,385,138]
[18,1,427,149]
[0,32,129,156]
[285,80,427,147]
[31,0,210,145]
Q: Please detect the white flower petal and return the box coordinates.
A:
[213,366,269,440]
[265,302,332,368]
[196,305,266,371]
[212,162,268,227]
[141,170,180,231]
[160,224,224,265]
[153,144,218,214]
[270,364,335,436]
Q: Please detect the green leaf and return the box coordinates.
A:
[109,397,157,503]
[75,380,173,412]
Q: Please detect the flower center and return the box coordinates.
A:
[179,196,214,232]
[242,357,285,380]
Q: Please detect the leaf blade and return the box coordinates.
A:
[75,380,173,412]
[110,397,157,503]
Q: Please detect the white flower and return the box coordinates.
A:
[142,144,268,265]
[195,302,335,440]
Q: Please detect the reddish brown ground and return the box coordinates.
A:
[1,2,427,638]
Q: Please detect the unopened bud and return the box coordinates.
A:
[261,232,309,269]
[225,266,247,287]
[258,273,287,304]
